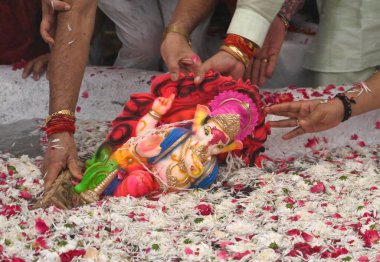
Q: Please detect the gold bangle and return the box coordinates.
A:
[163,24,192,47]
[46,109,75,124]
[219,45,250,68]
[148,109,162,120]
[277,13,290,31]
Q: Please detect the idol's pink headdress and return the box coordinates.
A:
[208,91,258,141]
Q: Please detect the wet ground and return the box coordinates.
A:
[0,119,43,157]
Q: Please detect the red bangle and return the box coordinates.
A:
[224,34,256,60]
[45,115,76,137]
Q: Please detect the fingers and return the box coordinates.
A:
[252,58,261,85]
[266,55,278,78]
[167,58,180,81]
[266,101,303,115]
[269,118,299,128]
[258,58,268,87]
[32,59,48,81]
[22,55,49,80]
[191,55,205,85]
[67,157,83,180]
[40,19,55,45]
[22,62,34,79]
[49,0,71,11]
[44,162,62,190]
[282,127,306,140]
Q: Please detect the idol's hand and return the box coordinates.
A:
[160,33,204,84]
[152,94,175,116]
[247,16,286,87]
[200,50,245,80]
[265,99,344,139]
[22,54,50,81]
[42,132,82,190]
[40,0,71,45]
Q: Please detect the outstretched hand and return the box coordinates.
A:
[265,99,344,139]
[40,0,71,45]
[42,132,82,190]
[160,33,204,84]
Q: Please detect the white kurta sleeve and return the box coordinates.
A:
[227,0,284,47]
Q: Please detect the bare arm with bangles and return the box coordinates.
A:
[265,71,380,140]
[42,0,98,190]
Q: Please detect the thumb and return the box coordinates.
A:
[167,58,180,81]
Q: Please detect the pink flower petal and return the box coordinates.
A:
[311,182,326,193]
[81,91,89,98]
[184,247,193,255]
[35,217,49,234]
[19,191,32,199]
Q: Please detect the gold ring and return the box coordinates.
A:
[262,58,268,63]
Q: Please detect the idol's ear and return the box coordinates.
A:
[193,105,210,133]
[219,140,243,154]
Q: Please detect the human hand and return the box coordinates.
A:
[42,132,82,190]
[247,16,287,87]
[160,33,203,84]
[265,99,344,139]
[22,54,50,81]
[40,0,71,45]
[152,94,175,115]
[201,50,245,80]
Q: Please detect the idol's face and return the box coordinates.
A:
[193,120,230,156]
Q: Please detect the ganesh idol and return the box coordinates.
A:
[34,71,269,209]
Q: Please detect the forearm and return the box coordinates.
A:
[347,72,380,117]
[48,0,97,113]
[279,0,305,21]
[169,0,218,34]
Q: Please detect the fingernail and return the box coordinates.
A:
[191,55,201,64]
[194,76,201,83]
[65,5,71,10]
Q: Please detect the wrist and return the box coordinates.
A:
[45,109,76,137]
[334,93,356,122]
[277,13,290,32]
[163,24,192,46]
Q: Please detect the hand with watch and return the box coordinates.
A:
[266,73,380,140]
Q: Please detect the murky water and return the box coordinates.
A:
[0,119,43,157]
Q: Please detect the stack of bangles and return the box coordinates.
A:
[220,34,256,68]
[45,109,76,137]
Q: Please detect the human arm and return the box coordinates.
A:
[160,0,218,84]
[249,0,305,87]
[266,72,380,139]
[42,0,98,190]
[200,0,283,81]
